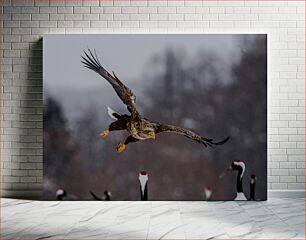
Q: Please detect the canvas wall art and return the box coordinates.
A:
[43,34,267,201]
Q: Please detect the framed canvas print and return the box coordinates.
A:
[43,34,267,201]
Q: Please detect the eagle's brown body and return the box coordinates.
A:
[128,119,155,140]
[81,49,230,152]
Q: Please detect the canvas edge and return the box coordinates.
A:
[1,190,304,200]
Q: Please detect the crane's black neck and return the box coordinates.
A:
[104,191,111,201]
[250,182,256,200]
[236,169,244,193]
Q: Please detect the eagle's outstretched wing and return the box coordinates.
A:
[153,123,230,147]
[81,49,139,119]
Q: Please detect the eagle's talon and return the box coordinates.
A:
[117,143,126,153]
[100,130,109,137]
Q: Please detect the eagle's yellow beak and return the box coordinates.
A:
[148,131,156,139]
[100,130,109,138]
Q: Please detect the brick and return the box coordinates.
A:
[65,0,82,6]
[12,170,28,177]
[12,14,32,20]
[113,14,129,21]
[131,0,147,7]
[91,21,107,28]
[49,14,65,20]
[272,169,289,176]
[150,14,167,21]
[12,28,31,35]
[168,14,184,21]
[39,6,57,13]
[195,7,209,14]
[209,7,225,13]
[83,13,99,20]
[297,176,305,183]
[21,6,39,13]
[49,0,65,6]
[74,7,90,13]
[148,0,167,6]
[28,170,43,177]
[185,14,202,21]
[218,1,244,6]
[58,21,73,28]
[158,20,176,28]
[31,28,49,35]
[4,21,20,28]
[103,6,121,13]
[39,21,57,28]
[83,0,99,6]
[177,21,194,28]
[158,7,176,14]
[234,7,251,13]
[288,155,304,161]
[219,14,244,21]
[90,6,104,13]
[177,7,196,14]
[65,14,83,20]
[271,183,288,189]
[57,7,73,14]
[74,21,90,28]
[280,176,296,183]
[31,14,49,20]
[185,0,202,6]
[3,6,21,13]
[12,0,34,6]
[121,20,139,28]
[20,177,37,183]
[130,14,149,21]
[268,176,279,183]
[289,169,304,176]
[210,21,234,28]
[121,7,138,14]
[251,7,279,14]
[140,21,158,28]
[12,183,29,189]
[138,7,157,13]
[288,183,305,189]
[297,162,305,169]
[35,0,49,6]
[279,7,297,14]
[280,162,296,169]
[3,176,20,183]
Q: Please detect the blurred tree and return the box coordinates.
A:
[43,97,86,199]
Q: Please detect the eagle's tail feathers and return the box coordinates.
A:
[213,136,230,145]
[107,106,120,120]
[201,136,230,147]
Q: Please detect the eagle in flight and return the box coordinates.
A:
[81,49,230,153]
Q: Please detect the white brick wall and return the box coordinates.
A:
[1,0,305,198]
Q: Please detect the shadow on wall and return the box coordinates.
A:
[4,38,43,200]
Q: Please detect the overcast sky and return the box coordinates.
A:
[43,34,257,123]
